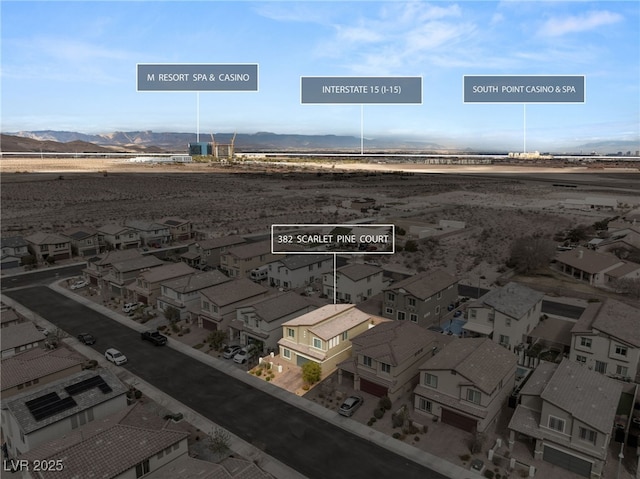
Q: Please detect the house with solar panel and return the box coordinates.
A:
[61,226,101,257]
[0,368,128,457]
[159,217,193,242]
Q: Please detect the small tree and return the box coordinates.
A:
[508,236,555,274]
[301,361,322,386]
[164,306,180,323]
[404,240,418,252]
[208,427,231,454]
[207,330,228,351]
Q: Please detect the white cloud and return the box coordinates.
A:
[539,10,623,37]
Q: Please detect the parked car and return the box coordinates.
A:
[339,395,364,417]
[36,326,50,336]
[105,348,127,365]
[223,345,242,359]
[453,310,463,318]
[233,347,252,364]
[141,330,167,346]
[122,302,141,313]
[70,280,89,290]
[77,333,96,345]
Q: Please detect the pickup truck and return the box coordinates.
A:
[140,330,168,346]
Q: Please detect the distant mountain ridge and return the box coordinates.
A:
[6,130,446,152]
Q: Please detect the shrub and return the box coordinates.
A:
[483,471,494,479]
[193,343,204,349]
[392,432,402,439]
[391,412,404,428]
[459,454,471,462]
[373,408,385,419]
[256,369,263,377]
[302,384,310,391]
[265,377,271,382]
[414,436,420,442]
[301,361,322,385]
[379,395,392,410]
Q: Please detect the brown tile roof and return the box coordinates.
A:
[385,269,457,300]
[481,282,544,319]
[1,348,84,390]
[310,306,372,340]
[197,235,246,250]
[519,361,558,397]
[90,248,142,266]
[243,292,315,323]
[0,308,20,324]
[419,338,517,395]
[24,232,69,245]
[137,262,196,283]
[161,270,231,293]
[350,321,451,366]
[540,359,622,433]
[200,278,268,307]
[556,246,623,274]
[337,263,383,281]
[1,322,46,351]
[571,299,640,347]
[226,240,272,259]
[606,260,640,278]
[111,255,165,273]
[149,454,231,479]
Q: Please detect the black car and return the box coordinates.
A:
[77,333,96,345]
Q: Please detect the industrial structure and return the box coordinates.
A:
[188,133,236,160]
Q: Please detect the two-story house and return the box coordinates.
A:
[182,235,246,269]
[159,217,192,242]
[126,262,197,305]
[97,224,141,250]
[1,236,29,269]
[337,320,453,401]
[83,249,144,287]
[1,347,85,398]
[463,282,544,349]
[60,227,100,257]
[1,368,128,457]
[267,254,333,289]
[508,359,623,479]
[570,299,640,381]
[24,232,72,263]
[413,337,517,433]
[220,240,279,279]
[278,304,373,375]
[156,270,231,320]
[100,255,165,298]
[382,270,458,327]
[196,278,270,330]
[18,402,190,479]
[125,220,171,247]
[229,291,317,354]
[323,262,385,303]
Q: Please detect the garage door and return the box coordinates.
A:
[543,446,592,478]
[360,378,388,398]
[296,355,311,367]
[441,409,477,433]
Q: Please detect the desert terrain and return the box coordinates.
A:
[2,156,639,285]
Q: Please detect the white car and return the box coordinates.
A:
[105,348,127,365]
[122,302,141,313]
[70,280,89,290]
[233,347,252,364]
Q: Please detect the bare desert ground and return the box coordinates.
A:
[2,156,639,283]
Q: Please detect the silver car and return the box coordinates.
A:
[339,395,363,417]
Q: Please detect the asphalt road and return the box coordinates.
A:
[0,264,85,290]
[4,286,448,479]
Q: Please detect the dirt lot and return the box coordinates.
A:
[2,157,639,283]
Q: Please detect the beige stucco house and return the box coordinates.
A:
[323,262,386,303]
[413,337,517,433]
[220,240,279,279]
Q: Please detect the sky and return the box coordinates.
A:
[2,0,639,151]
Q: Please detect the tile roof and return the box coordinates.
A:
[540,358,622,433]
[159,216,190,226]
[385,269,457,300]
[281,304,353,327]
[200,278,268,307]
[337,263,383,281]
[480,282,544,319]
[24,232,69,245]
[1,308,20,324]
[1,322,46,351]
[90,248,143,266]
[419,338,517,395]
[137,262,196,283]
[3,368,128,434]
[148,454,230,479]
[519,361,558,397]
[277,254,332,270]
[111,255,165,273]
[1,348,85,390]
[350,321,451,366]
[592,299,640,347]
[226,240,272,259]
[243,292,315,323]
[97,224,135,235]
[606,260,640,278]
[125,220,169,232]
[60,227,98,240]
[1,236,28,248]
[309,306,372,340]
[197,235,246,250]
[556,247,624,274]
[161,270,231,293]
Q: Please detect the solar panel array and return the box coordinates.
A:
[64,375,113,396]
[25,392,78,421]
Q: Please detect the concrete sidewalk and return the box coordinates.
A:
[3,280,478,479]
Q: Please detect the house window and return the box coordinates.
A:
[499,335,510,346]
[579,427,597,444]
[328,336,339,349]
[387,292,395,302]
[385,307,394,315]
[287,328,295,338]
[344,293,351,302]
[367,289,372,296]
[380,363,391,374]
[616,365,628,377]
[312,337,323,350]
[341,331,348,341]
[424,373,438,388]
[580,337,592,348]
[410,314,418,323]
[435,306,440,315]
[397,311,406,321]
[505,318,511,327]
[466,389,481,405]
[418,398,432,412]
[615,345,628,357]
[436,291,442,299]
[363,356,373,367]
[576,355,587,364]
[595,360,607,374]
[283,348,291,359]
[548,416,565,433]
[202,301,210,312]
[408,298,416,307]
[470,309,477,319]
[135,459,150,478]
